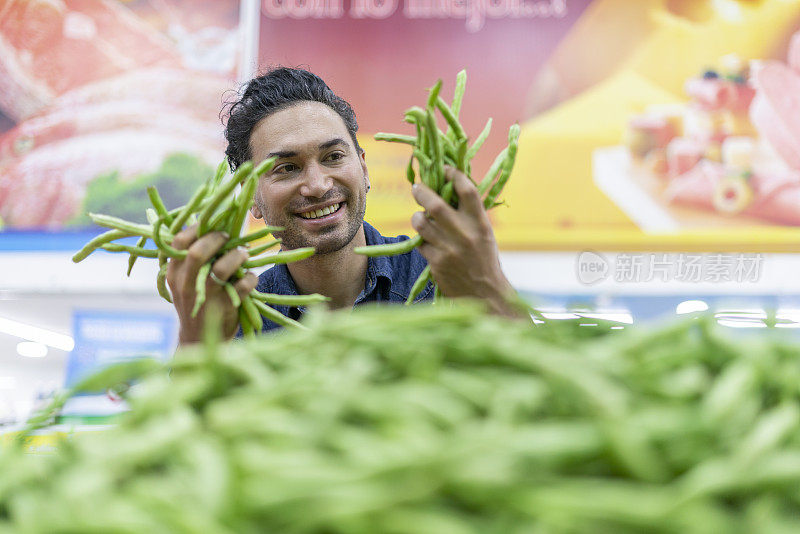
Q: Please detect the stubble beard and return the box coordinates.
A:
[259,188,366,255]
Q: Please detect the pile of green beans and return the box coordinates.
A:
[3,305,800,532]
[71,158,328,334]
[355,70,521,303]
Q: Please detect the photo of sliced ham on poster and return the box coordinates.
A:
[0,0,240,231]
[594,25,800,232]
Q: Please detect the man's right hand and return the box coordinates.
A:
[167,225,258,345]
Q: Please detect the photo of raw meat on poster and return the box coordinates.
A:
[0,0,241,249]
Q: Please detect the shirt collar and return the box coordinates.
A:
[361,221,394,292]
[265,221,395,302]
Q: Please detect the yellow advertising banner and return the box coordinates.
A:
[490,0,800,251]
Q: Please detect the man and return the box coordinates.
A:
[167,68,521,344]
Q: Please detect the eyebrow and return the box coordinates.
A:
[266,138,349,159]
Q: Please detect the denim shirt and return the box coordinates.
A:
[248,221,433,333]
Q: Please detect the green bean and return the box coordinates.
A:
[210,158,229,188]
[71,357,163,395]
[239,306,255,339]
[413,149,432,169]
[145,207,159,226]
[191,263,212,318]
[72,229,130,262]
[198,161,254,235]
[89,213,158,237]
[227,171,258,239]
[18,390,72,437]
[425,107,444,192]
[405,265,431,305]
[603,416,670,482]
[440,131,458,162]
[702,362,756,423]
[251,298,307,330]
[466,118,492,161]
[242,295,263,333]
[478,146,509,197]
[225,226,285,250]
[250,290,330,306]
[126,236,149,276]
[450,69,467,120]
[100,243,159,258]
[483,124,520,209]
[157,256,172,303]
[354,235,422,257]
[169,183,209,234]
[147,186,172,225]
[406,155,415,185]
[403,107,427,128]
[224,282,241,309]
[441,181,455,206]
[456,137,468,174]
[242,247,315,268]
[436,96,466,141]
[427,79,443,109]
[207,197,235,231]
[152,218,187,259]
[374,133,417,145]
[736,402,800,464]
[254,156,277,177]
[247,238,282,257]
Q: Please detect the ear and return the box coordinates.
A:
[250,198,264,220]
[360,150,370,191]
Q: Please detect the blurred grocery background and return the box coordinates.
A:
[4,0,800,427]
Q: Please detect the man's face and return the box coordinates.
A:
[248,101,369,254]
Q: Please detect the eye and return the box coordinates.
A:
[326,151,345,162]
[274,162,298,174]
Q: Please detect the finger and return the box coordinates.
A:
[211,247,249,282]
[180,231,229,288]
[234,272,258,299]
[172,224,200,251]
[416,241,444,267]
[412,183,458,231]
[444,166,483,216]
[411,211,447,247]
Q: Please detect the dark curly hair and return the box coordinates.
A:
[222,67,362,171]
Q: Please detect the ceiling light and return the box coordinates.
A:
[676,300,709,315]
[16,341,48,358]
[0,317,74,351]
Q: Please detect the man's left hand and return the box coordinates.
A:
[411,166,522,319]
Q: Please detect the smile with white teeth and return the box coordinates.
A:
[299,202,341,220]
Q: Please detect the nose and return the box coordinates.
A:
[299,161,333,198]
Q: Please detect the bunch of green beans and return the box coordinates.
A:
[4,304,800,533]
[354,70,521,303]
[71,158,328,334]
